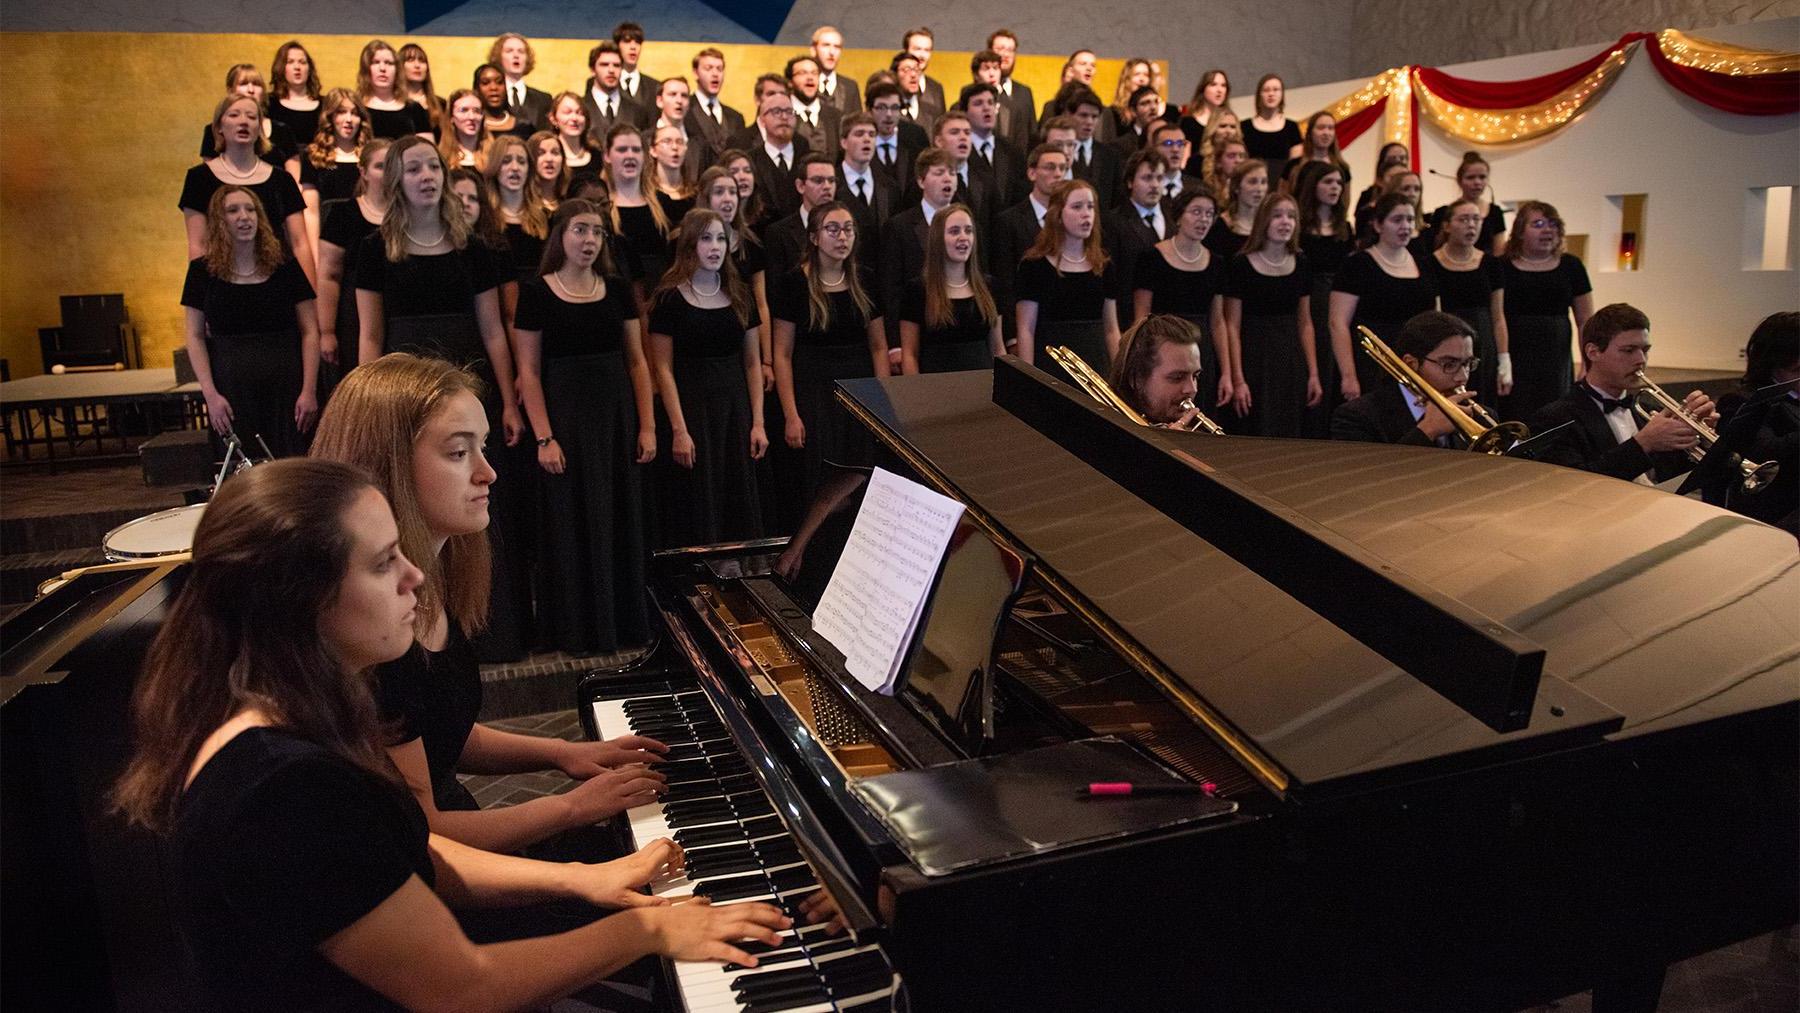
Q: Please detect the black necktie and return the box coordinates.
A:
[980,141,992,162]
[854,177,867,202]
[1165,181,1179,198]
[1076,145,1090,174]
[879,142,893,167]
[604,98,614,120]
[776,153,788,175]
[1144,212,1155,228]
[706,100,719,123]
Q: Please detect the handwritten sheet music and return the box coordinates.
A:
[812,467,966,694]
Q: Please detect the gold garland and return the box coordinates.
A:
[1656,28,1800,75]
[1411,45,1632,144]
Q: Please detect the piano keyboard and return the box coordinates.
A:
[590,672,900,1013]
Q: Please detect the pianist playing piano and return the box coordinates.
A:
[1106,313,1207,427]
[110,458,789,1011]
[312,354,672,855]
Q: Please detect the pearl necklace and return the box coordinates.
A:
[1440,246,1480,268]
[1372,245,1413,271]
[215,155,262,180]
[1256,249,1293,270]
[557,270,600,299]
[818,267,846,287]
[1171,239,1204,265]
[689,273,722,297]
[404,226,448,249]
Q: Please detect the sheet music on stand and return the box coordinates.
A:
[812,467,966,695]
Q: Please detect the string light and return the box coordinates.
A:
[1657,29,1800,76]
[1413,47,1631,144]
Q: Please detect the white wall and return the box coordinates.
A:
[1281,18,1800,371]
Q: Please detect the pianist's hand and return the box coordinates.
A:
[572,837,685,909]
[555,735,671,778]
[563,763,668,823]
[798,890,848,936]
[648,899,791,967]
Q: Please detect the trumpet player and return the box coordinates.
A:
[1108,314,1207,428]
[1331,311,1481,447]
[1530,303,1717,483]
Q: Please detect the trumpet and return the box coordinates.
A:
[1045,345,1226,434]
[1630,370,1778,494]
[1357,326,1528,455]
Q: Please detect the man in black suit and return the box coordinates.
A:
[612,22,659,109]
[915,111,995,241]
[903,27,947,119]
[1149,122,1207,200]
[1067,89,1124,208]
[962,82,1026,210]
[491,33,551,130]
[1529,303,1713,482]
[811,26,860,115]
[1333,311,1485,447]
[1111,86,1165,157]
[786,55,841,163]
[1105,149,1173,304]
[762,154,840,276]
[581,42,648,145]
[991,143,1070,346]
[652,77,708,178]
[865,80,924,198]
[836,112,893,272]
[688,47,746,166]
[891,52,942,128]
[740,84,810,228]
[880,147,958,345]
[987,29,1037,152]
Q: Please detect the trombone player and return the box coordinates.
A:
[1529,303,1717,484]
[1106,315,1212,429]
[1332,312,1486,448]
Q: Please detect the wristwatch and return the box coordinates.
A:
[537,435,556,447]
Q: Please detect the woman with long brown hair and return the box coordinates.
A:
[1243,73,1301,178]
[1330,191,1440,400]
[314,354,668,845]
[183,185,320,457]
[1131,187,1232,410]
[182,94,317,288]
[527,130,567,209]
[1281,111,1351,195]
[1294,161,1355,436]
[1015,179,1123,384]
[771,200,886,515]
[438,88,489,170]
[304,88,371,207]
[1180,69,1230,151]
[267,41,322,159]
[315,138,391,386]
[1499,200,1592,419]
[1428,151,1507,255]
[356,40,433,139]
[900,203,1003,374]
[514,202,655,653]
[398,42,446,122]
[603,124,673,297]
[112,457,784,1011]
[695,164,773,390]
[1425,195,1509,408]
[1223,192,1319,437]
[648,209,769,548]
[549,91,600,189]
[1208,158,1268,259]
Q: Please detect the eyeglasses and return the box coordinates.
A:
[1158,139,1189,149]
[1528,218,1559,229]
[871,103,901,113]
[1422,355,1480,374]
[820,223,856,237]
[764,107,795,118]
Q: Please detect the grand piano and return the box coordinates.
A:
[3,359,1795,1011]
[579,360,1798,1012]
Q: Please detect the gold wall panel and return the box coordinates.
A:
[0,31,1135,375]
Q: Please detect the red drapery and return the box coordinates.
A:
[1413,35,1639,109]
[1333,99,1386,149]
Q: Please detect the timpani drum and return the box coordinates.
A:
[102,504,206,562]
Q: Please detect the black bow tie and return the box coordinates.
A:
[1584,384,1631,413]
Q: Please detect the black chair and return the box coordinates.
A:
[39,294,137,372]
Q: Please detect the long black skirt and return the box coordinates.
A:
[653,353,764,550]
[207,329,305,458]
[1444,304,1499,410]
[1302,272,1338,439]
[794,343,876,502]
[389,312,535,662]
[316,279,362,408]
[1501,312,1574,422]
[1035,318,1108,389]
[1239,312,1308,438]
[918,339,993,374]
[536,352,651,654]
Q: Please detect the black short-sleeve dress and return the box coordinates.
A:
[174,727,431,1011]
[616,203,671,287]
[1243,118,1301,178]
[514,275,652,653]
[1332,249,1439,394]
[771,270,882,508]
[1424,251,1503,406]
[376,620,483,811]
[180,164,307,251]
[319,200,382,374]
[1299,229,1356,436]
[648,289,764,549]
[180,257,315,457]
[367,102,434,140]
[1133,246,1227,385]
[302,157,362,204]
[500,222,548,284]
[1499,254,1591,420]
[267,100,324,151]
[901,278,996,373]
[1224,253,1314,438]
[1015,256,1124,384]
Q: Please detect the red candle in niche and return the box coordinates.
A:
[1619,230,1637,271]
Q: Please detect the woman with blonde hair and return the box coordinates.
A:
[1180,69,1230,150]
[355,39,433,139]
[304,88,371,206]
[695,163,773,386]
[647,210,769,548]
[182,185,321,457]
[1108,58,1158,140]
[111,453,784,1010]
[649,124,696,213]
[197,63,301,170]
[182,93,316,288]
[1015,179,1123,383]
[514,201,657,653]
[900,203,1003,374]
[438,88,489,170]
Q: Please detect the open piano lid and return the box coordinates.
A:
[834,364,1800,800]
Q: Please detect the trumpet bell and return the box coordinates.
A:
[1742,458,1780,495]
[1469,420,1530,456]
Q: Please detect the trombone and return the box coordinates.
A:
[1045,345,1227,435]
[1357,326,1528,455]
[1630,370,1778,494]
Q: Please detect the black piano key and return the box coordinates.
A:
[730,963,825,994]
[840,998,897,1013]
[739,814,785,835]
[685,855,763,879]
[724,947,812,972]
[741,989,835,1013]
[799,937,858,961]
[698,875,780,902]
[768,866,817,893]
[675,824,751,849]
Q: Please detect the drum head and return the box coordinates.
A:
[103,504,206,561]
